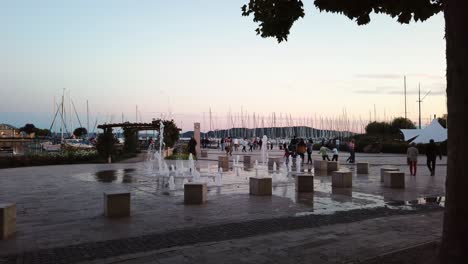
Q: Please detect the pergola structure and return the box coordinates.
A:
[97,121,162,131]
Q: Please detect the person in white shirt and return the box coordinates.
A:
[332,148,339,161]
[233,138,239,151]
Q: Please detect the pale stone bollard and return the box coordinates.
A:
[313,160,327,172]
[384,172,405,188]
[249,177,272,196]
[201,150,208,158]
[244,155,251,169]
[0,203,16,240]
[268,158,282,170]
[296,175,314,192]
[218,156,229,172]
[104,192,131,217]
[356,162,369,174]
[332,170,353,188]
[380,167,399,182]
[184,183,207,204]
[327,161,339,172]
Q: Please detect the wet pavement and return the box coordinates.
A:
[0,149,446,258]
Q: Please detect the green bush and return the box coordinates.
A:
[0,150,100,169]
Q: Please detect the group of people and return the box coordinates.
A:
[219,137,274,156]
[283,136,356,165]
[406,139,442,176]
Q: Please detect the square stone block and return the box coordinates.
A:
[380,167,399,182]
[268,158,282,170]
[218,156,229,172]
[249,177,272,196]
[332,171,353,188]
[296,175,314,192]
[356,162,369,174]
[184,183,207,204]
[201,150,208,158]
[314,160,327,171]
[327,161,339,172]
[104,192,131,218]
[384,172,405,188]
[0,203,16,240]
[244,156,251,169]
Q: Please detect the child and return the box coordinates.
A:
[332,147,339,161]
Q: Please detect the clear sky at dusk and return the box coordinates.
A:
[1,0,446,132]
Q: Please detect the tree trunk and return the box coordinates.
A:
[441,0,468,263]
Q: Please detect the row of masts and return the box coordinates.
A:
[202,107,368,140]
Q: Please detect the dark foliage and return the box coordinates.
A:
[96,128,119,159]
[123,127,138,153]
[73,127,88,138]
[20,123,36,135]
[242,0,443,43]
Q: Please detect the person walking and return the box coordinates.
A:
[225,137,233,156]
[220,138,225,152]
[241,138,248,152]
[319,146,331,161]
[306,139,313,164]
[426,139,442,176]
[407,142,419,176]
[335,138,340,150]
[331,147,339,161]
[296,139,307,162]
[346,139,356,163]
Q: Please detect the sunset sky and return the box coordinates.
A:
[1,0,446,132]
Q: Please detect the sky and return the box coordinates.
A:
[0,0,446,132]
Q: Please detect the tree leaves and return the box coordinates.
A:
[242,0,305,42]
[242,0,443,42]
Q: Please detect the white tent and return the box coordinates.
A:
[400,119,447,144]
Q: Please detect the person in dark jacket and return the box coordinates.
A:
[188,137,197,158]
[426,139,442,176]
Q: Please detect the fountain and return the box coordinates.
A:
[215,168,223,186]
[261,135,268,165]
[288,156,293,172]
[296,157,302,173]
[168,175,175,190]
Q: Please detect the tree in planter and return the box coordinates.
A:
[242,0,467,262]
[20,123,36,135]
[96,128,118,162]
[73,127,88,138]
[123,127,138,153]
[152,119,181,149]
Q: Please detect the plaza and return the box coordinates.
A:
[0,149,446,263]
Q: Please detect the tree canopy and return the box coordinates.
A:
[73,127,88,138]
[242,0,443,42]
[19,124,36,135]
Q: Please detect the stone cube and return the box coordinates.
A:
[332,170,353,188]
[218,156,229,172]
[243,156,251,169]
[356,162,369,174]
[249,177,272,196]
[201,150,208,158]
[296,175,314,192]
[184,183,207,204]
[314,160,327,172]
[0,203,16,240]
[104,192,130,218]
[380,167,399,182]
[384,172,405,188]
[327,161,339,172]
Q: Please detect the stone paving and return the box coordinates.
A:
[0,149,447,262]
[78,211,443,264]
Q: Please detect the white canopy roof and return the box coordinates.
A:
[400,119,447,144]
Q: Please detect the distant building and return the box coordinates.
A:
[0,124,20,138]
